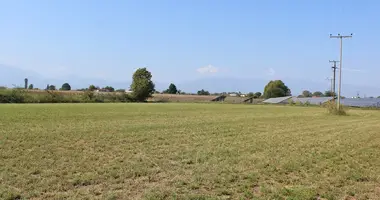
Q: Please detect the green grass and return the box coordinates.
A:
[1,103,380,200]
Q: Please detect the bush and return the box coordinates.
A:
[325,101,347,115]
[288,99,295,106]
[116,93,135,102]
[82,91,95,102]
[0,90,137,104]
[295,101,303,106]
[0,89,27,103]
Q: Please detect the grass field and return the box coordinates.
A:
[1,103,380,200]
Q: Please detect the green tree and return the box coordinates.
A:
[269,87,286,97]
[28,84,34,89]
[61,83,71,91]
[103,86,115,92]
[247,92,255,97]
[116,89,125,92]
[263,80,291,98]
[324,91,335,97]
[312,91,323,97]
[89,85,96,91]
[302,90,312,97]
[130,68,155,101]
[197,89,210,95]
[248,92,262,98]
[165,83,178,94]
[48,85,56,90]
[254,92,262,98]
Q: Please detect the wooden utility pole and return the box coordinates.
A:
[329,60,339,97]
[330,33,353,109]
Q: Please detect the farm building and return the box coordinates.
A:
[149,94,219,102]
[340,98,380,108]
[211,95,263,104]
[263,96,380,108]
[290,97,334,105]
[263,96,293,104]
[263,96,333,105]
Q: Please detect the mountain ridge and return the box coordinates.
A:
[1,65,379,97]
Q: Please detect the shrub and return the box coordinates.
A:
[0,89,137,104]
[288,99,295,106]
[116,93,135,102]
[82,91,95,102]
[325,101,347,115]
[0,89,27,103]
[295,101,303,106]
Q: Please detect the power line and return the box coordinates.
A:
[329,33,353,110]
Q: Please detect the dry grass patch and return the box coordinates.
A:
[1,104,380,199]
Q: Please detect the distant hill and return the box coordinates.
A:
[1,64,379,97]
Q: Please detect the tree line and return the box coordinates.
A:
[3,68,378,103]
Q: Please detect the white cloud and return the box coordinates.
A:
[267,68,275,76]
[196,64,219,74]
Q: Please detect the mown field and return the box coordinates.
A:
[1,103,380,200]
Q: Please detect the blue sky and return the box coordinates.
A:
[1,0,379,95]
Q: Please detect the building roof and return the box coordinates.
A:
[263,96,292,104]
[290,97,334,105]
[263,96,334,105]
[340,98,380,107]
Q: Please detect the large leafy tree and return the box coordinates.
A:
[164,83,178,94]
[130,68,155,101]
[312,91,323,97]
[61,83,71,91]
[302,90,312,97]
[324,91,335,97]
[48,85,56,90]
[28,84,34,90]
[88,85,97,91]
[103,86,115,92]
[263,80,291,98]
[197,89,210,95]
[254,92,262,98]
[248,92,262,98]
[247,92,255,97]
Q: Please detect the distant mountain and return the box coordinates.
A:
[176,77,380,97]
[0,64,43,88]
[0,64,167,90]
[1,64,379,97]
[176,77,325,94]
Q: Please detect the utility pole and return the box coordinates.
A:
[329,60,339,97]
[330,33,353,109]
